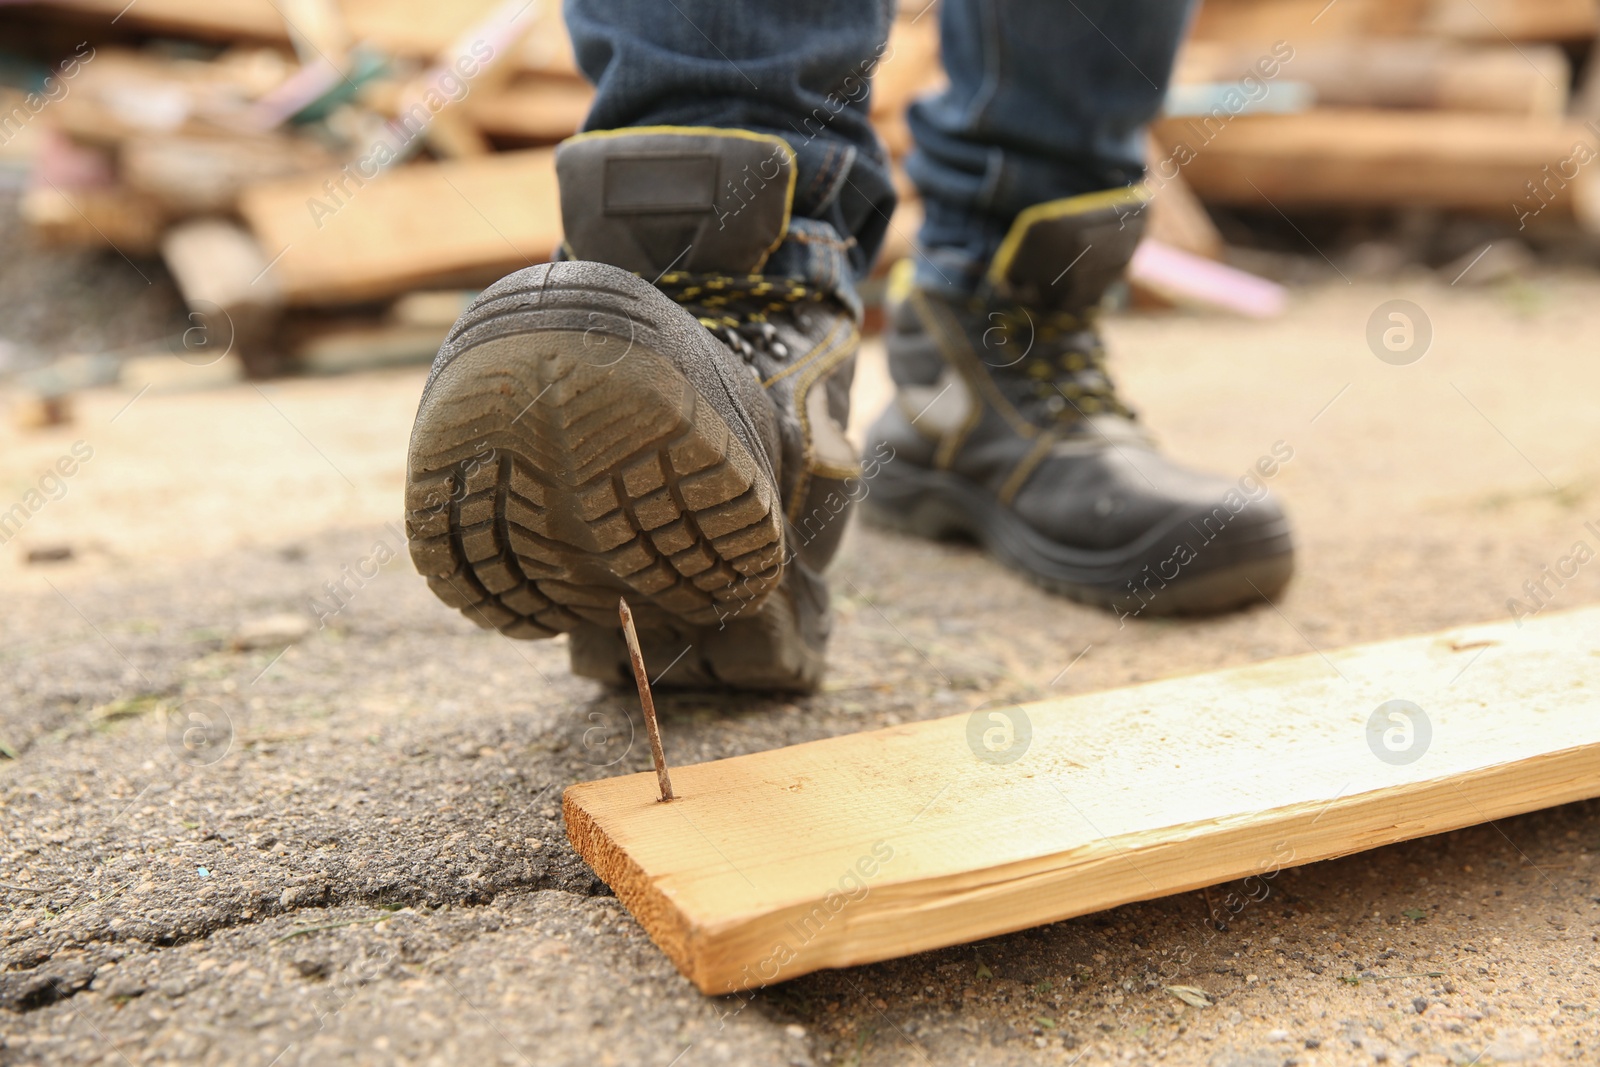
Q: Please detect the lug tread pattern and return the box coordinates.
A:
[406,335,784,637]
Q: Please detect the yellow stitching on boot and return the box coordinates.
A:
[886,258,915,305]
[760,316,852,388]
[914,290,1038,453]
[783,325,861,524]
[910,292,993,470]
[997,431,1056,506]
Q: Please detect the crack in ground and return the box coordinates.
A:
[1,860,611,1014]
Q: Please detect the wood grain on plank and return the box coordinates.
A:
[565,606,1600,994]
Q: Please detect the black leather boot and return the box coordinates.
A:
[405,128,860,690]
[865,187,1294,618]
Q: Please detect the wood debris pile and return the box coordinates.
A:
[1,0,1597,375]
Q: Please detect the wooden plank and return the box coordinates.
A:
[161,218,284,372]
[41,0,370,47]
[123,135,335,214]
[1425,0,1600,41]
[1189,0,1599,42]
[1144,136,1224,261]
[42,0,286,44]
[870,12,942,120]
[1175,40,1571,116]
[42,0,579,74]
[1153,109,1600,232]
[238,149,559,305]
[48,47,286,147]
[565,605,1600,994]
[465,78,593,143]
[21,184,165,255]
[278,0,353,65]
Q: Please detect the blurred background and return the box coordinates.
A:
[1,0,1599,392]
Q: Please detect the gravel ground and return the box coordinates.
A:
[2,276,1599,1066]
[0,191,187,376]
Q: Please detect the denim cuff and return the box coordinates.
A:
[766,217,863,322]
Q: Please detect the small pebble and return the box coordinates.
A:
[230,613,312,651]
[25,544,73,564]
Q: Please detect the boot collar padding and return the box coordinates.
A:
[985,185,1151,312]
[556,126,798,277]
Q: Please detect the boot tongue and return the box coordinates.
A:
[984,186,1150,312]
[555,128,797,277]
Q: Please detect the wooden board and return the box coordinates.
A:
[1154,109,1600,231]
[238,149,559,305]
[1175,40,1571,116]
[124,135,335,214]
[465,78,593,143]
[565,606,1600,994]
[1189,0,1599,42]
[43,0,579,75]
[1144,136,1223,261]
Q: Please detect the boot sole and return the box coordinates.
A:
[864,461,1294,617]
[405,263,786,641]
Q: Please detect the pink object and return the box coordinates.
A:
[1129,238,1287,318]
[31,128,115,189]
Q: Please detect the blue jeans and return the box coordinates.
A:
[564,0,1194,302]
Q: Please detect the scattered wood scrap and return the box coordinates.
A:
[123,134,336,214]
[6,0,1600,375]
[42,0,579,75]
[1155,109,1600,231]
[1189,0,1599,43]
[161,218,283,369]
[461,78,594,144]
[565,606,1600,994]
[239,149,560,304]
[1175,40,1571,116]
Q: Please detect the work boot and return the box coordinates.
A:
[405,128,860,690]
[865,188,1294,618]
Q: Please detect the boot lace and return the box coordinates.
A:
[653,271,825,364]
[978,302,1134,421]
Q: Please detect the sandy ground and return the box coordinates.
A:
[2,276,1599,1066]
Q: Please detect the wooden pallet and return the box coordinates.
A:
[565,606,1600,994]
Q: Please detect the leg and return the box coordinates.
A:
[868,0,1296,616]
[907,0,1196,286]
[406,3,894,690]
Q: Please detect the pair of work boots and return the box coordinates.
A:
[404,129,1294,691]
